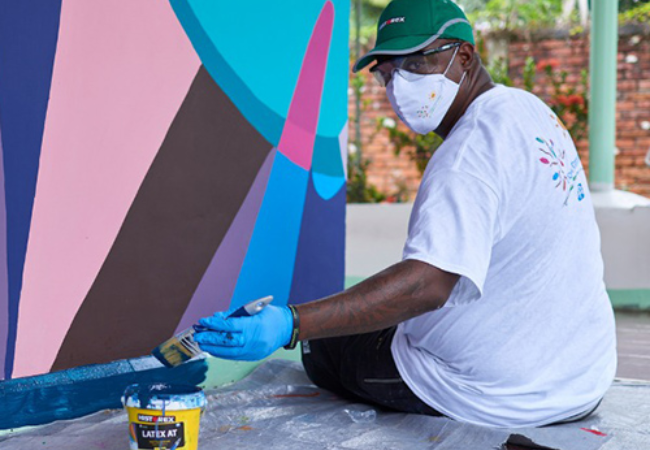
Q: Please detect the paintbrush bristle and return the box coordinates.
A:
[152,329,201,368]
[152,296,274,368]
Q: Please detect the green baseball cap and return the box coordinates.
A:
[353,0,475,73]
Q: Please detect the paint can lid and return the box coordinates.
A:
[122,383,206,411]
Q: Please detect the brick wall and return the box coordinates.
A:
[509,30,650,197]
[349,30,650,200]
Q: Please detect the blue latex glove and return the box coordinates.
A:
[193,305,293,361]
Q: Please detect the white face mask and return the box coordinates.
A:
[387,47,465,135]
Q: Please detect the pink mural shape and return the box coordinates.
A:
[277,1,334,170]
[12,1,200,378]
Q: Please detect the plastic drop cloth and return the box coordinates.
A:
[1,359,649,450]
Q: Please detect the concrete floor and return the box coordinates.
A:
[615,310,650,380]
[2,312,647,450]
[508,313,650,450]
[507,311,650,449]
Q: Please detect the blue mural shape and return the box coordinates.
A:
[290,175,346,304]
[0,0,63,379]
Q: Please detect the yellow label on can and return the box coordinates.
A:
[126,406,202,450]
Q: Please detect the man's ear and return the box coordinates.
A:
[458,42,475,69]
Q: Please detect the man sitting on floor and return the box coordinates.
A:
[194,0,616,428]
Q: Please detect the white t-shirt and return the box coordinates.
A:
[391,85,617,428]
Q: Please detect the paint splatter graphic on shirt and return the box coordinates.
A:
[536,137,584,206]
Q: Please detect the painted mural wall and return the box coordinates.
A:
[0,0,348,381]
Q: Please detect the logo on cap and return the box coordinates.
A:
[379,17,405,31]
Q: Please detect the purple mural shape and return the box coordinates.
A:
[175,148,276,331]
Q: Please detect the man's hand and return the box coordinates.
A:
[194,305,293,361]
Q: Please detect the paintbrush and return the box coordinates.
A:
[152,296,273,368]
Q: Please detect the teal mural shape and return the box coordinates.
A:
[169,0,349,199]
[170,0,348,139]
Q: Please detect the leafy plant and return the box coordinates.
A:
[466,0,565,32]
[350,0,391,46]
[619,1,650,23]
[486,55,536,90]
[462,0,650,31]
[487,57,514,86]
[535,59,589,141]
[376,117,443,176]
[346,150,386,203]
[348,61,387,203]
[522,56,536,92]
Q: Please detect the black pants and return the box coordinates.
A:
[302,328,602,426]
[301,326,442,416]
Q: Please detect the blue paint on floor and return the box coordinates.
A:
[0,357,208,430]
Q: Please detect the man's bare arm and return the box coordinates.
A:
[296,259,459,341]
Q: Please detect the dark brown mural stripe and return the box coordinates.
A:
[51,66,272,371]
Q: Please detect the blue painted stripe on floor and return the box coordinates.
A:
[0,356,208,430]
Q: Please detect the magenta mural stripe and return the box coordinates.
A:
[277,1,334,170]
[11,0,200,379]
[227,1,335,309]
[175,148,276,332]
[0,125,9,377]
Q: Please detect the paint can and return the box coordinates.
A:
[122,383,206,450]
